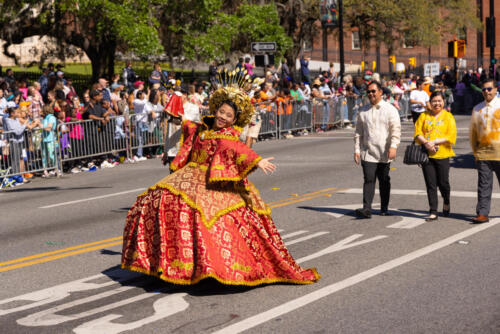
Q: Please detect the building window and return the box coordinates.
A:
[403,36,414,49]
[352,31,360,50]
[458,27,467,44]
[303,39,312,52]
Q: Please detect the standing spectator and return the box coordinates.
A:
[319,78,333,131]
[299,81,311,100]
[47,63,55,76]
[469,79,500,223]
[354,81,401,218]
[132,89,149,161]
[415,91,457,221]
[235,57,244,71]
[4,107,39,176]
[67,97,84,173]
[4,69,15,87]
[0,89,7,117]
[110,83,123,114]
[132,80,145,98]
[84,89,111,156]
[27,86,44,120]
[300,56,311,84]
[64,78,78,102]
[149,63,166,86]
[209,60,218,87]
[280,58,290,85]
[409,79,430,123]
[122,61,137,92]
[98,78,112,102]
[40,105,58,177]
[244,57,254,78]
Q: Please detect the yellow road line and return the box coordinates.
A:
[1,187,343,273]
[0,241,123,273]
[0,236,123,267]
[266,187,337,205]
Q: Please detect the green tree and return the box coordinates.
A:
[343,0,481,71]
[158,1,292,64]
[0,0,165,81]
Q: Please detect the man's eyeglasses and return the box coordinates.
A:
[482,87,495,92]
[367,89,378,94]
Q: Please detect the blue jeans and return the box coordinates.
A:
[135,122,148,157]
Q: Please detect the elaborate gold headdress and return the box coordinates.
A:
[209,68,258,127]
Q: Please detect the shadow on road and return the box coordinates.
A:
[102,265,264,297]
[451,153,476,169]
[1,185,112,193]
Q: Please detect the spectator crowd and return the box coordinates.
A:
[0,57,495,187]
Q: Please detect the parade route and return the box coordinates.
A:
[2,116,500,334]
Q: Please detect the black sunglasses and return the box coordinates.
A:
[367,89,378,94]
[482,87,495,92]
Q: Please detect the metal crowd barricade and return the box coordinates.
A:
[399,92,411,120]
[128,111,165,158]
[0,128,58,181]
[57,116,130,167]
[312,97,344,131]
[278,100,313,135]
[256,102,278,138]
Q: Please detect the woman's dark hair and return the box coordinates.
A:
[219,99,239,118]
[149,89,158,103]
[429,91,445,101]
[119,91,127,99]
[6,107,16,116]
[245,57,250,63]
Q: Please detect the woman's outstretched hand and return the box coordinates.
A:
[257,157,276,175]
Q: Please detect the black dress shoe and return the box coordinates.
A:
[379,210,392,216]
[355,208,372,219]
[425,214,438,222]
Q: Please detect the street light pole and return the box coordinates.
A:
[338,0,345,80]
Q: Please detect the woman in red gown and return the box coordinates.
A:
[121,85,320,286]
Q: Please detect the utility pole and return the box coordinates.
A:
[338,0,345,80]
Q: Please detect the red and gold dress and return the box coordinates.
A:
[121,116,320,286]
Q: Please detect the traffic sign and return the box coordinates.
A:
[251,42,277,53]
[424,62,440,77]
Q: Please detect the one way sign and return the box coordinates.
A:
[251,42,277,53]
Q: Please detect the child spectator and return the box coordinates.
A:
[40,105,58,177]
[67,97,84,173]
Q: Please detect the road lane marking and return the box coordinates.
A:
[0,269,140,316]
[4,189,342,272]
[17,286,136,326]
[338,188,500,199]
[286,232,330,246]
[73,293,189,334]
[296,234,387,263]
[213,219,500,334]
[0,236,123,267]
[281,231,308,239]
[39,188,146,209]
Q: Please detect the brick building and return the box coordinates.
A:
[304,0,499,75]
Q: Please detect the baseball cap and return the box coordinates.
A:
[133,81,144,88]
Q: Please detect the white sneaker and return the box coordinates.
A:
[133,155,140,162]
[138,156,147,161]
[71,167,80,174]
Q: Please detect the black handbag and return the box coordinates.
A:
[403,141,428,165]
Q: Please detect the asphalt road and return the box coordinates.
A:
[1,115,500,334]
